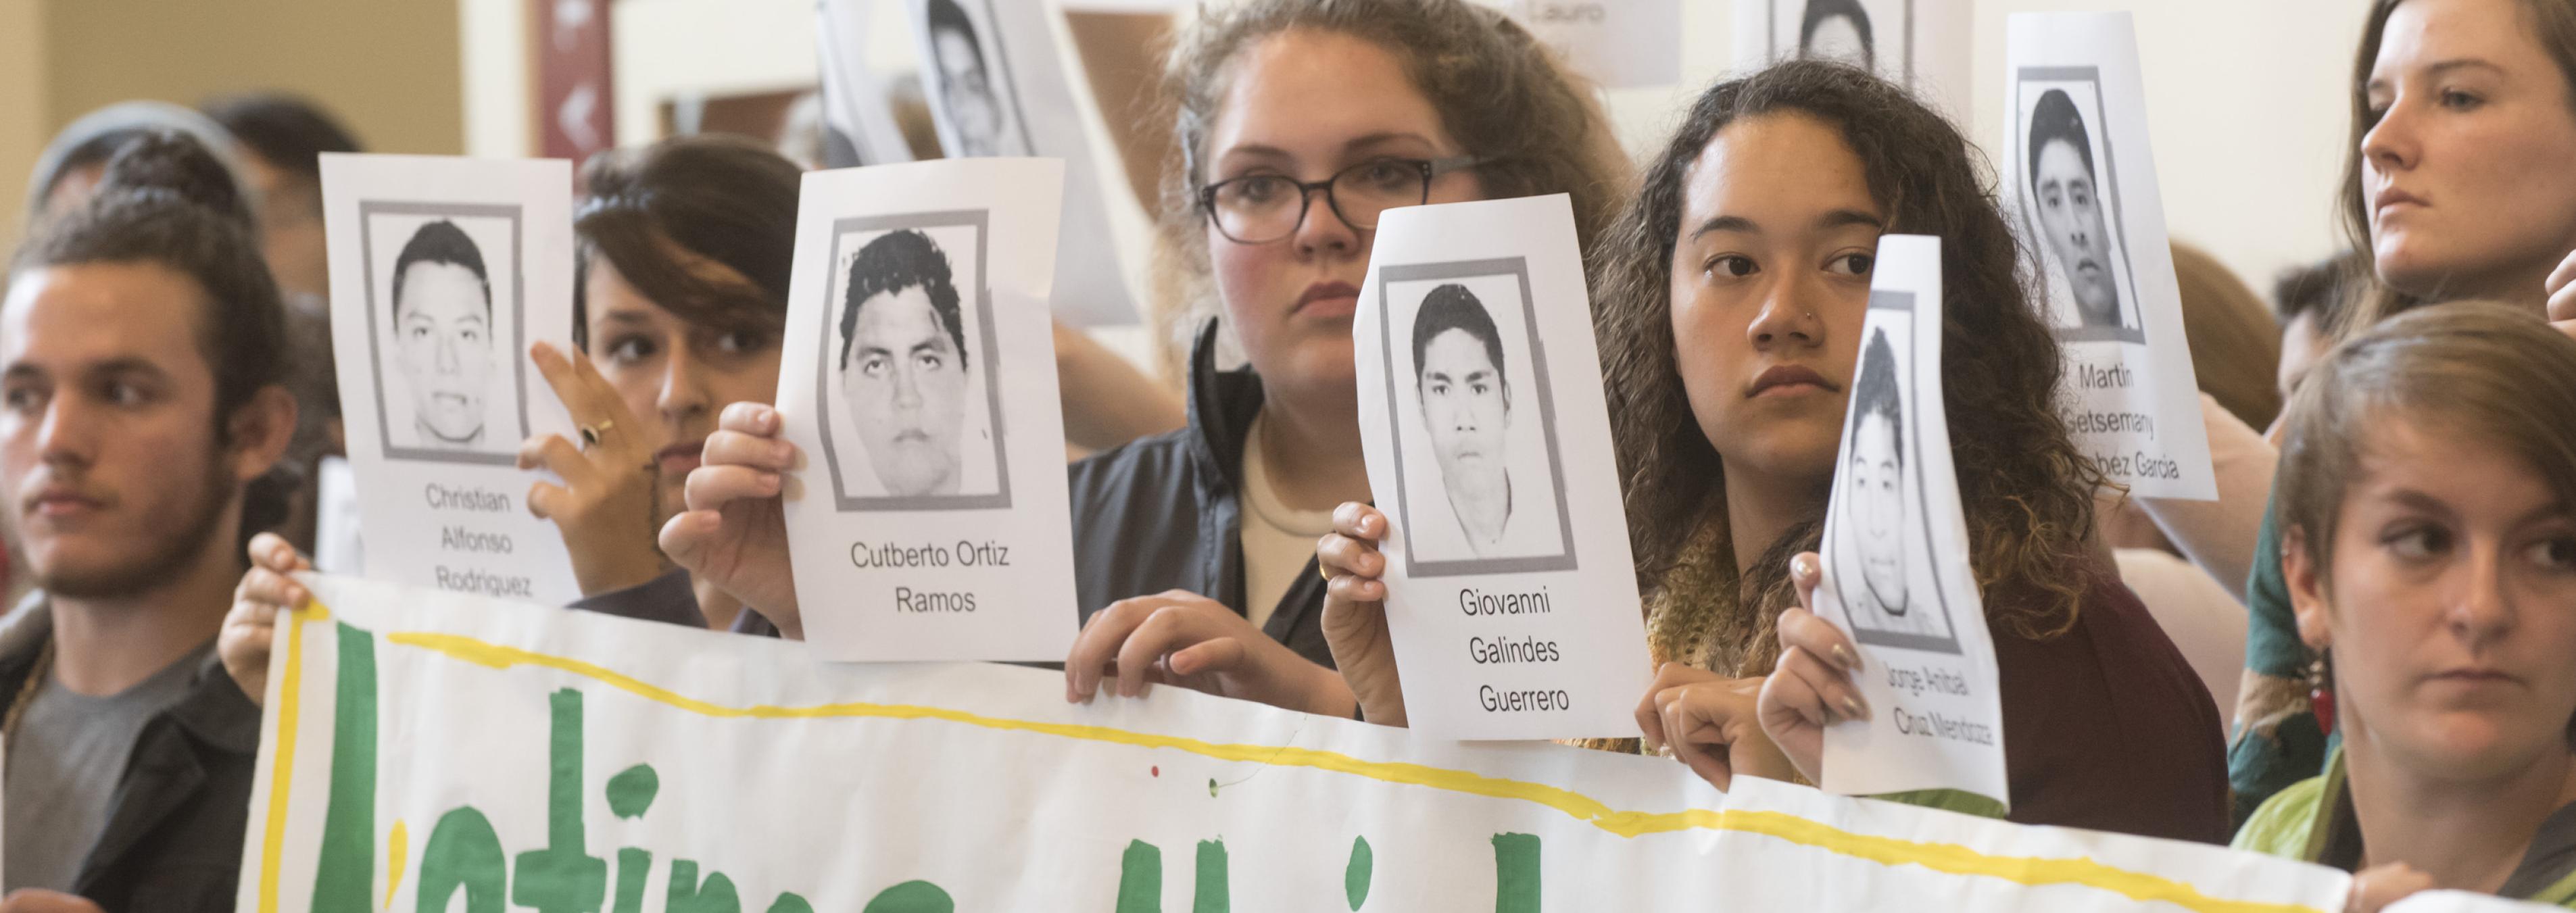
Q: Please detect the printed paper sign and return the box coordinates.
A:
[241,573,2356,912]
[1734,0,1973,119]
[906,0,1136,326]
[319,153,582,606]
[815,0,919,168]
[1353,195,1650,740]
[2001,12,2216,500]
[1812,235,2008,804]
[1504,0,1682,89]
[775,158,1078,662]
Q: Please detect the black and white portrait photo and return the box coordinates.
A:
[2016,74,2147,343]
[1832,307,1959,654]
[361,204,528,464]
[1762,0,1909,81]
[915,0,1031,159]
[1379,261,1574,577]
[1799,0,1878,70]
[815,214,1009,511]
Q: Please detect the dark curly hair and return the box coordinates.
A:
[1851,326,1903,461]
[838,228,966,369]
[573,133,798,352]
[1591,60,2106,676]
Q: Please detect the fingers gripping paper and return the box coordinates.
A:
[240,574,2355,911]
[1812,236,2010,804]
[1352,195,1651,741]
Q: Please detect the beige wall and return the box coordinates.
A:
[4,0,464,239]
[0,0,51,254]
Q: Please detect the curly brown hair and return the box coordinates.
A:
[1148,0,1633,355]
[1590,61,2106,676]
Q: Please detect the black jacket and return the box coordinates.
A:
[0,597,258,912]
[1066,320,1335,668]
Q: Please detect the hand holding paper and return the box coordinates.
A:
[1316,501,1405,726]
[657,402,798,631]
[1754,551,1862,785]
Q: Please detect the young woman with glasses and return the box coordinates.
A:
[654,0,1631,677]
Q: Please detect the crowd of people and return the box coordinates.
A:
[6,0,2576,909]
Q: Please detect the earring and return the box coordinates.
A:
[2307,651,2335,735]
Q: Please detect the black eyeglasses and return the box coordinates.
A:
[1198,156,1486,245]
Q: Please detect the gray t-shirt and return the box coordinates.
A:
[3,643,211,892]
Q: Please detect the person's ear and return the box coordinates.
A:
[2284,524,2335,651]
[226,385,301,485]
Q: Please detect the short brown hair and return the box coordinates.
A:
[2279,302,2576,584]
[573,134,799,352]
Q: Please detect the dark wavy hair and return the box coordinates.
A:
[13,130,296,557]
[1592,60,2105,675]
[1851,326,1903,460]
[390,220,491,321]
[838,228,966,369]
[1409,283,1505,388]
[573,134,798,351]
[2024,89,2097,193]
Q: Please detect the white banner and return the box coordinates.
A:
[240,575,2357,912]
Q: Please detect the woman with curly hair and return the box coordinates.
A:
[1321,61,2229,843]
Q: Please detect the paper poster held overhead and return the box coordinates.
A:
[815,0,917,169]
[905,0,1137,326]
[1353,194,1651,741]
[1810,235,2009,805]
[774,158,1080,662]
[2001,12,2216,500]
[318,153,584,606]
[1733,0,1972,120]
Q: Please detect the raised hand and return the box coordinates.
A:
[658,402,800,636]
[521,342,665,597]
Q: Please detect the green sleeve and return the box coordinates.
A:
[2229,492,2334,829]
[2242,493,2308,678]
[1869,789,2008,820]
[2229,774,2326,860]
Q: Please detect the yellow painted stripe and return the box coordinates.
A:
[254,601,328,913]
[376,628,2325,913]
